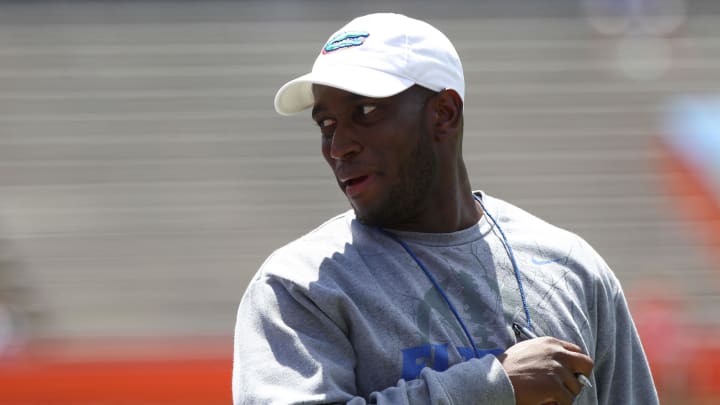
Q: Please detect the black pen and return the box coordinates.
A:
[512,322,593,389]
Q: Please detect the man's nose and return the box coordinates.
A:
[329,123,362,160]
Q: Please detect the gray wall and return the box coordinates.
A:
[0,0,718,339]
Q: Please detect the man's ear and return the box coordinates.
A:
[429,89,463,141]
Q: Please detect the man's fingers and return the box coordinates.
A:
[562,349,594,378]
[536,376,575,405]
[549,338,594,378]
[501,336,594,405]
[558,365,583,396]
[550,339,594,398]
[555,337,583,353]
[553,380,576,405]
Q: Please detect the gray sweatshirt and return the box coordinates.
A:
[233,192,658,404]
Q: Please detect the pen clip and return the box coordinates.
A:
[512,322,523,339]
[512,322,538,341]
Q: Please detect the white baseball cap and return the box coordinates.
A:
[274,13,465,116]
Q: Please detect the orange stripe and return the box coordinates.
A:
[0,339,231,404]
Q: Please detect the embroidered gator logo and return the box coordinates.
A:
[322,31,370,54]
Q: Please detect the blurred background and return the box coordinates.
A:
[0,0,718,403]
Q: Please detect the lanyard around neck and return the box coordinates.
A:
[377,194,533,358]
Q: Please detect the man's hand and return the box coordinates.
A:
[497,337,593,405]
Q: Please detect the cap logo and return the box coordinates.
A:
[322,31,370,54]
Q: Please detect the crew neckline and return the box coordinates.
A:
[347,191,496,247]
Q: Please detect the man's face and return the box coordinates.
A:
[311,85,439,228]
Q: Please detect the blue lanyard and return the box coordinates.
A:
[378,194,533,358]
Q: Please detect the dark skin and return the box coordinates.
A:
[311,84,594,405]
[312,84,477,233]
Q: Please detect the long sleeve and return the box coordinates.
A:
[232,274,516,405]
[593,278,659,405]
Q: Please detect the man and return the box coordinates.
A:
[233,13,658,405]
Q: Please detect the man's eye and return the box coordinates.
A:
[362,104,377,115]
[317,118,335,128]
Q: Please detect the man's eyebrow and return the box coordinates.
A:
[311,92,370,117]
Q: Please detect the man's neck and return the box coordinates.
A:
[382,188,481,233]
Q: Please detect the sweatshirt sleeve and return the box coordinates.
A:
[590,258,659,405]
[233,274,516,405]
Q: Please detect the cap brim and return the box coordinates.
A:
[273,65,415,116]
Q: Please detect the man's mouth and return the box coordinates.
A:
[343,175,372,197]
[345,176,369,187]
